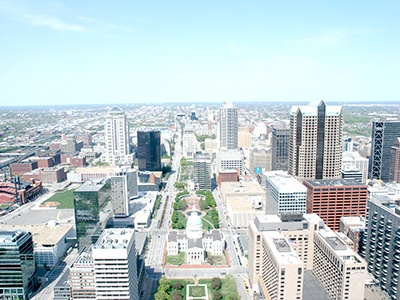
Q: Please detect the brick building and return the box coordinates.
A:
[10,161,38,176]
[303,179,368,231]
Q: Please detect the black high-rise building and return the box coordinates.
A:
[369,121,400,181]
[137,131,161,171]
[0,230,36,300]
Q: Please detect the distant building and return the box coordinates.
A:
[182,125,198,158]
[219,103,238,149]
[238,127,252,148]
[104,107,132,165]
[74,179,112,249]
[217,169,239,186]
[369,121,400,181]
[304,179,368,231]
[193,152,211,191]
[271,127,290,171]
[137,131,161,171]
[249,148,271,175]
[111,168,138,217]
[389,137,400,183]
[0,230,37,300]
[263,170,307,215]
[342,151,369,184]
[216,148,244,175]
[288,101,343,181]
[10,161,38,176]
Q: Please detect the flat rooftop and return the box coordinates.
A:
[94,228,134,250]
[264,171,307,193]
[220,181,265,195]
[76,178,109,192]
[1,223,74,247]
[305,179,367,187]
[263,231,302,265]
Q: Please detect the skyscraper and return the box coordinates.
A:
[219,103,238,149]
[288,101,343,181]
[104,107,131,165]
[137,131,161,171]
[0,230,36,300]
[193,152,211,191]
[111,168,138,217]
[271,127,290,171]
[74,179,112,249]
[369,121,400,181]
[389,137,400,183]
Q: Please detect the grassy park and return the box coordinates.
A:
[42,189,75,209]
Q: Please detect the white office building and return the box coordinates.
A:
[104,107,132,165]
[342,151,369,184]
[216,148,244,175]
[111,168,138,217]
[92,229,138,300]
[182,125,198,158]
[219,102,238,149]
[263,170,307,215]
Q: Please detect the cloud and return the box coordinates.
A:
[289,28,379,46]
[22,13,89,32]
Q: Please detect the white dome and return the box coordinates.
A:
[187,211,202,227]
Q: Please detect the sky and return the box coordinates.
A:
[0,1,399,106]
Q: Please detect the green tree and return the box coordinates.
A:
[213,290,223,300]
[172,280,184,290]
[171,290,183,300]
[211,277,222,290]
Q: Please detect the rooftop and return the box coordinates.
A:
[305,179,367,187]
[263,231,302,265]
[1,223,74,247]
[290,102,342,117]
[264,171,307,193]
[94,228,134,250]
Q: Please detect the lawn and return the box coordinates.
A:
[207,255,227,266]
[202,219,214,230]
[166,252,186,265]
[188,285,206,297]
[42,189,75,209]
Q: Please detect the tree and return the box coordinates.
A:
[211,277,222,290]
[172,280,184,290]
[177,221,185,229]
[155,290,171,300]
[171,290,183,300]
[213,290,223,300]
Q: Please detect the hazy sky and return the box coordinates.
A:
[0,1,399,106]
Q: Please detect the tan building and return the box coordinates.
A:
[219,181,265,228]
[249,214,367,300]
[238,127,252,148]
[289,101,343,181]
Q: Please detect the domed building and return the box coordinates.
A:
[167,206,225,265]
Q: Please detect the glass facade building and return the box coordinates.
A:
[0,230,36,300]
[74,179,112,249]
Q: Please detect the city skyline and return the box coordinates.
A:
[1,0,399,106]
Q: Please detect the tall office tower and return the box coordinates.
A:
[111,168,137,217]
[0,230,36,300]
[249,214,367,300]
[343,136,354,152]
[363,194,400,299]
[216,148,244,175]
[342,151,369,184]
[370,121,400,181]
[74,179,112,249]
[288,101,343,181]
[70,251,96,299]
[390,138,400,183]
[137,131,161,171]
[263,170,307,215]
[92,229,138,300]
[219,102,238,149]
[104,107,131,165]
[303,179,368,231]
[271,127,290,171]
[193,152,211,191]
[182,125,198,158]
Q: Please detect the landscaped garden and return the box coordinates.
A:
[155,275,240,300]
[42,189,75,209]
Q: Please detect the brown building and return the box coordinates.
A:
[10,161,38,176]
[37,157,55,168]
[303,179,367,231]
[22,167,66,184]
[389,137,400,183]
[217,169,239,186]
[61,154,86,167]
